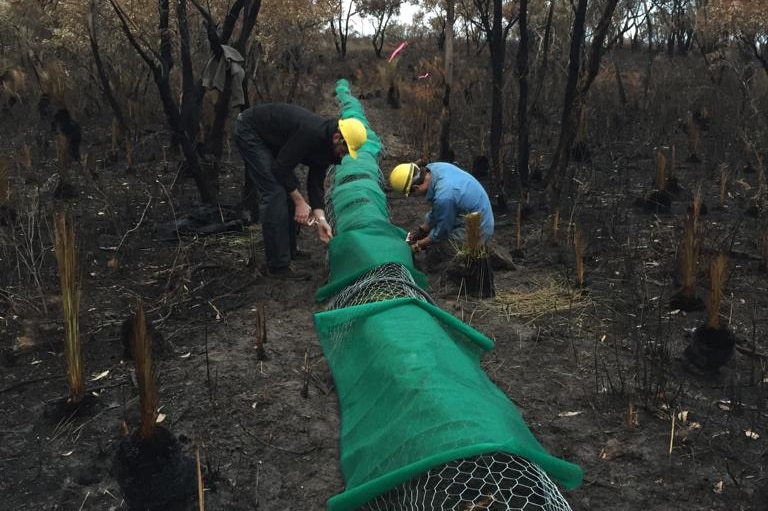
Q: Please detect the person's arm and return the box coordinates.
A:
[306,165,326,211]
[428,198,457,243]
[312,208,333,244]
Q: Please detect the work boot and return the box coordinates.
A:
[264,263,310,281]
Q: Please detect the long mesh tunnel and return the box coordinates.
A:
[313,80,583,511]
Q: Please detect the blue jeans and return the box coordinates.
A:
[234,113,296,268]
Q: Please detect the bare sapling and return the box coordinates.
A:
[682,253,735,375]
[574,226,585,288]
[718,163,730,208]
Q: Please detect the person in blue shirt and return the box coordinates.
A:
[389,161,494,269]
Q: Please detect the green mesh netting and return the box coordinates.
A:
[313,80,583,511]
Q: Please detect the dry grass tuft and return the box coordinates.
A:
[463,211,485,258]
[718,164,730,207]
[491,277,591,323]
[53,211,83,403]
[706,253,728,329]
[574,226,585,286]
[131,300,157,439]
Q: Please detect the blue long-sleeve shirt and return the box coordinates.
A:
[425,162,494,243]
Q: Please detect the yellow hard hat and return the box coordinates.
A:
[338,118,367,158]
[390,163,420,196]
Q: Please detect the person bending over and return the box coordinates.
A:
[389,161,494,271]
[234,103,367,278]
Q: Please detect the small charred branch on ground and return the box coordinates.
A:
[301,345,310,398]
[254,303,268,361]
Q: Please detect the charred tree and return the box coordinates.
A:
[191,0,261,158]
[471,0,517,207]
[546,0,619,207]
[109,0,214,203]
[515,0,529,190]
[438,0,455,162]
[87,0,127,133]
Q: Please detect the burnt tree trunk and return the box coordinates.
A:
[545,0,587,205]
[515,0,530,190]
[87,0,127,133]
[438,0,455,162]
[110,0,215,203]
[546,0,618,207]
[488,0,505,201]
[193,0,262,157]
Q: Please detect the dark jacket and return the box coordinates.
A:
[239,103,339,209]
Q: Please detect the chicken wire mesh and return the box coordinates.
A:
[326,263,434,310]
[318,81,580,511]
[359,453,573,511]
[324,164,389,231]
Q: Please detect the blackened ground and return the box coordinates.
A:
[0,92,766,511]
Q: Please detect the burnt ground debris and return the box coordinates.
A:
[0,91,767,511]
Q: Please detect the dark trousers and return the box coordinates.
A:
[234,114,296,268]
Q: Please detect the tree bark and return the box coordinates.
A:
[109,0,215,203]
[545,0,587,204]
[438,0,454,162]
[546,0,619,206]
[87,0,127,132]
[515,0,529,190]
[488,0,505,201]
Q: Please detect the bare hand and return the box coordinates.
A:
[317,218,333,244]
[294,200,312,225]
